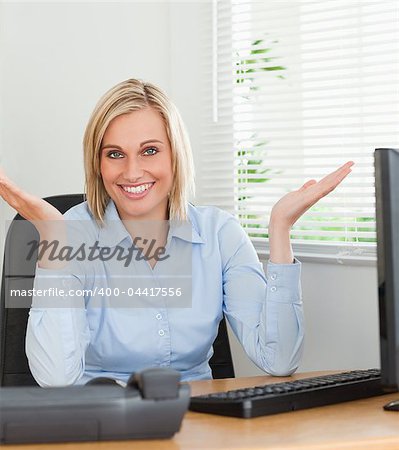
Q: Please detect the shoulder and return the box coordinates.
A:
[188,205,256,266]
[188,203,236,228]
[188,203,243,241]
[63,201,94,221]
[62,201,99,241]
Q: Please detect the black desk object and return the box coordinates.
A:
[190,368,385,418]
[0,368,190,444]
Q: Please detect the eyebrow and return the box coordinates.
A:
[101,139,163,151]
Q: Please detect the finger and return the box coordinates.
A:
[299,179,317,191]
[0,177,24,204]
[323,161,354,181]
[0,168,17,193]
[0,172,33,217]
[332,163,353,185]
[331,161,354,181]
[0,167,31,200]
[339,160,354,169]
[329,161,354,174]
[300,164,352,204]
[317,161,354,191]
[0,167,11,189]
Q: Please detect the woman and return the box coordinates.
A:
[0,79,353,386]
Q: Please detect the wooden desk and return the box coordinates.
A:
[7,372,399,450]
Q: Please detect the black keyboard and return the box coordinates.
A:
[189,369,385,418]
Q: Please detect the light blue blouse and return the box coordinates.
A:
[26,200,304,386]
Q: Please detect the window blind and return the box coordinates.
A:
[199,0,399,262]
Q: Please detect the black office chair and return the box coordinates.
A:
[0,194,234,386]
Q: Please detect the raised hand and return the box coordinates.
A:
[0,167,63,224]
[268,161,354,264]
[0,167,65,268]
[270,161,354,229]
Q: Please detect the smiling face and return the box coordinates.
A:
[100,107,173,222]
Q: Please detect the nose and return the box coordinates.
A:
[122,155,145,182]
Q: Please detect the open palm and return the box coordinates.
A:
[0,167,63,224]
[0,167,69,268]
[271,161,354,228]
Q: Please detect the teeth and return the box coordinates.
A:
[122,183,152,194]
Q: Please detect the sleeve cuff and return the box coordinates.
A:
[266,258,301,303]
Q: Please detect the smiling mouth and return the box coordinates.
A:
[118,182,155,197]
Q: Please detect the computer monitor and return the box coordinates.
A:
[375,148,399,393]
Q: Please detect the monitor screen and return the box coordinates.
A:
[375,148,399,392]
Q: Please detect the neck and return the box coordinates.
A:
[123,219,169,243]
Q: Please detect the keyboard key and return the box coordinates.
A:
[190,369,387,418]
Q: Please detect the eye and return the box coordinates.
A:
[106,150,124,159]
[143,147,158,156]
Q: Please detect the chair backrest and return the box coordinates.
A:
[209,317,235,379]
[0,194,234,386]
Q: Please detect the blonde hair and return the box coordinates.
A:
[83,78,195,222]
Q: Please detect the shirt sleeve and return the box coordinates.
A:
[220,216,304,376]
[25,264,91,387]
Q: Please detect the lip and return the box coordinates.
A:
[118,182,155,199]
[119,182,155,188]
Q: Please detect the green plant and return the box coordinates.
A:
[235,39,286,86]
[234,37,286,236]
[292,207,376,243]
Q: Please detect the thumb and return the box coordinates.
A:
[299,179,317,191]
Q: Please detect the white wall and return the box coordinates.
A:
[0,1,173,271]
[0,2,381,377]
[0,1,206,268]
[229,260,380,377]
[0,1,172,192]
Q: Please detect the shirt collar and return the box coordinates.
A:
[97,200,205,248]
[168,218,205,244]
[97,201,131,248]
